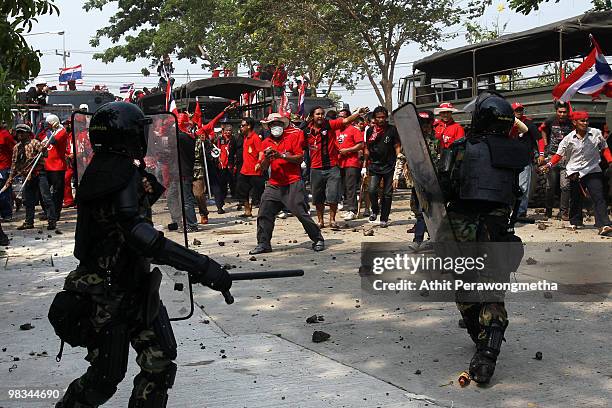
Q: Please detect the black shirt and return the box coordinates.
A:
[542,116,573,155]
[177,131,196,179]
[366,124,400,174]
[518,117,541,159]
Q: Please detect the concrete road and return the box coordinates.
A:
[1,194,610,407]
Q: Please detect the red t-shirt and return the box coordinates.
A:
[241,131,263,176]
[434,120,465,150]
[305,118,344,169]
[336,125,364,168]
[45,127,69,171]
[217,136,232,169]
[261,128,304,186]
[272,69,287,87]
[0,129,16,169]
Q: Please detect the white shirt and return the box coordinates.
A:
[556,127,607,178]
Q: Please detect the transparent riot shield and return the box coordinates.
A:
[71,110,193,321]
[392,102,456,243]
[71,111,93,184]
[145,113,193,321]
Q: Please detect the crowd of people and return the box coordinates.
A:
[2,96,612,248]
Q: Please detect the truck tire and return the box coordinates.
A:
[529,166,547,208]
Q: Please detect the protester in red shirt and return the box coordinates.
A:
[336,116,365,220]
[0,123,16,220]
[304,106,369,228]
[249,113,324,255]
[236,117,264,217]
[271,64,288,97]
[38,115,67,227]
[433,102,465,149]
[62,121,75,208]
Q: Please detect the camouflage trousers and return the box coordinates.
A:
[442,207,514,340]
[58,273,176,407]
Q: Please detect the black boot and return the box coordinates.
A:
[469,321,506,384]
[460,307,482,345]
[544,208,552,218]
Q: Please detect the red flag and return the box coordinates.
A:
[278,90,288,115]
[193,100,203,127]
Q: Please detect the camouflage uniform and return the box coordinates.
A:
[54,171,176,408]
[436,137,519,344]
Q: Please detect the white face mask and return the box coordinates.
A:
[270,126,284,137]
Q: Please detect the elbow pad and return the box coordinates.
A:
[129,222,217,284]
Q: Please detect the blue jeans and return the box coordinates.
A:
[0,168,12,218]
[167,178,198,228]
[23,174,55,224]
[518,163,532,215]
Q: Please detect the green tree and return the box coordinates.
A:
[0,0,59,122]
[469,0,609,15]
[85,0,362,95]
[284,0,465,110]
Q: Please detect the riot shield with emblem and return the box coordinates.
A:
[71,110,193,321]
[392,102,456,243]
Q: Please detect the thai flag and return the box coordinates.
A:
[59,64,83,85]
[297,81,306,117]
[119,83,134,93]
[553,35,612,102]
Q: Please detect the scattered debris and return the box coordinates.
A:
[218,241,225,246]
[537,223,547,230]
[19,323,34,331]
[363,229,374,236]
[545,247,551,252]
[458,371,471,387]
[534,351,543,360]
[249,256,257,261]
[193,239,201,246]
[526,257,538,265]
[233,239,239,243]
[543,292,553,299]
[306,315,318,324]
[55,230,63,235]
[414,369,422,375]
[312,331,331,343]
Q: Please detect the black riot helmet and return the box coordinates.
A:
[469,92,515,137]
[89,102,151,158]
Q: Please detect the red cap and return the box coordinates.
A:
[511,102,524,110]
[570,111,589,121]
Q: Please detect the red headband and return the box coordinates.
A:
[570,111,589,121]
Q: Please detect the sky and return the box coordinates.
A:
[23,0,595,109]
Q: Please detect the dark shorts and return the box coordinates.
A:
[310,166,341,205]
[236,174,265,202]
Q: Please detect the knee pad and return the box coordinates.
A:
[152,303,177,360]
[95,323,130,384]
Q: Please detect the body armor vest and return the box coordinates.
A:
[458,139,517,205]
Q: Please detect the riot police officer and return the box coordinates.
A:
[439,92,528,384]
[49,102,232,407]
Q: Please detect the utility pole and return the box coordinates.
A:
[55,31,70,91]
